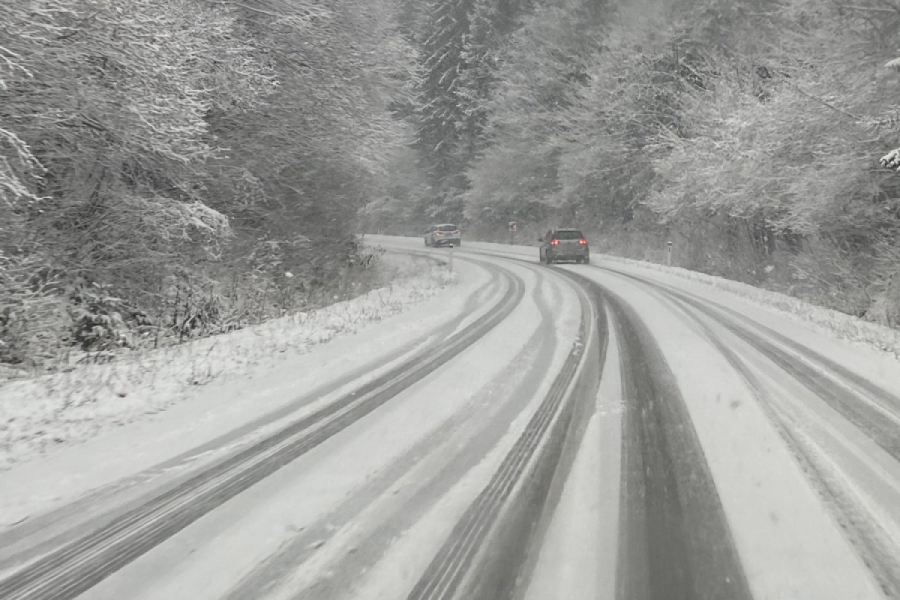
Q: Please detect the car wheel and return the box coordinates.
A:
[583,256,590,265]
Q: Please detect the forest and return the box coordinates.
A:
[4,0,900,370]
[1,0,412,369]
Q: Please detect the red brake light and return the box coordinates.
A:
[550,239,559,246]
[578,239,587,245]
[435,231,442,235]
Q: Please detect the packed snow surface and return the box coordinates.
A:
[2,236,899,600]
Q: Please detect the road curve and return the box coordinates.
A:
[443,237,900,600]
[367,236,899,600]
[0,257,541,600]
[2,237,899,600]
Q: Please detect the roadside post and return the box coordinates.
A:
[448,244,454,272]
[666,240,673,266]
[508,221,517,245]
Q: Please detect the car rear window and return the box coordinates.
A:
[438,224,458,232]
[553,230,584,240]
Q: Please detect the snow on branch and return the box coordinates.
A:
[0,127,45,206]
[880,147,900,171]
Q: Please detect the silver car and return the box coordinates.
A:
[424,224,461,247]
[539,228,590,264]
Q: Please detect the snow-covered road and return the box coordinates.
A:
[1,235,899,600]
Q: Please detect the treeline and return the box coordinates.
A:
[370,0,900,327]
[6,0,900,371]
[1,0,413,368]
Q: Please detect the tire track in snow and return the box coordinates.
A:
[458,248,754,600]
[0,263,526,600]
[405,279,599,600]
[0,262,501,569]
[221,267,559,600]
[580,278,753,600]
[435,243,899,598]
[609,270,900,467]
[685,301,900,598]
[458,280,603,600]
[615,270,900,598]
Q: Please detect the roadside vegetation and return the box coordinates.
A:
[5,0,900,377]
[0,254,454,468]
[365,0,900,329]
[1,0,416,373]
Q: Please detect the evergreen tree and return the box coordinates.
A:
[412,0,533,220]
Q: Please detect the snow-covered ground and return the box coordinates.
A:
[375,236,900,599]
[594,267,886,599]
[2,236,899,600]
[63,254,585,600]
[0,254,456,472]
[523,308,623,600]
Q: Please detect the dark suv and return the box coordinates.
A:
[539,228,590,264]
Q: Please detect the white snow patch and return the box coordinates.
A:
[0,255,457,470]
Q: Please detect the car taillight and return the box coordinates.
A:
[578,239,587,245]
[550,239,559,246]
[435,231,442,235]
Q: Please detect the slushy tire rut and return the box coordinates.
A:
[602,288,753,600]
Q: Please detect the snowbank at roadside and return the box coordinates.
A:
[596,253,900,359]
[0,255,457,470]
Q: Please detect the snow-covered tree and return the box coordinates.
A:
[1,0,420,366]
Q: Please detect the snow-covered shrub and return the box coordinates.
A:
[67,282,134,352]
[0,247,68,367]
